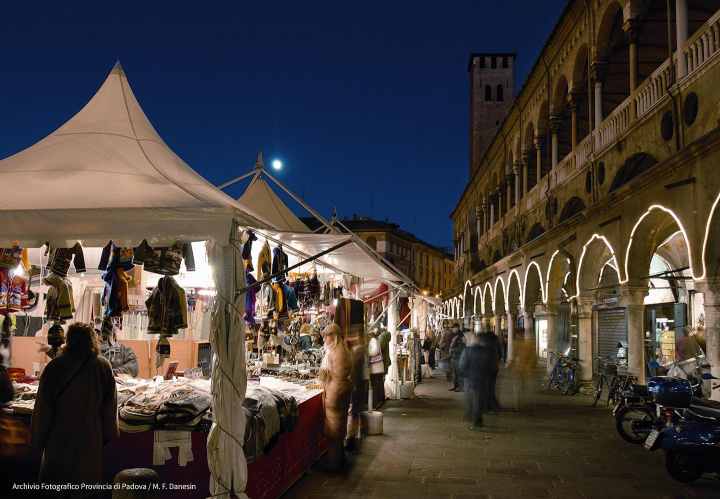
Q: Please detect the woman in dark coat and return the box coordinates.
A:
[32,322,118,493]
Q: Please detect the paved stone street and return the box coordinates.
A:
[284,370,720,499]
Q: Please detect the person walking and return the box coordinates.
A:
[31,322,118,495]
[459,331,493,429]
[448,326,466,391]
[479,330,503,411]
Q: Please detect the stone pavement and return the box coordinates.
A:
[283,369,720,499]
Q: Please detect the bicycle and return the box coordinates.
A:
[593,356,636,407]
[546,351,580,395]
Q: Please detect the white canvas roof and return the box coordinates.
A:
[254,229,406,283]
[238,176,309,233]
[0,63,270,247]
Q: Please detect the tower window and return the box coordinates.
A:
[491,57,497,69]
[496,84,504,102]
[478,57,485,68]
[502,56,508,68]
[485,85,492,102]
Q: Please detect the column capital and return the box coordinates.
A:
[549,114,563,133]
[622,17,640,43]
[620,281,648,307]
[567,90,580,110]
[591,60,608,83]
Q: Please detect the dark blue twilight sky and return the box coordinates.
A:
[0,1,566,248]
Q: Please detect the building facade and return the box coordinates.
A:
[305,217,454,296]
[446,0,720,394]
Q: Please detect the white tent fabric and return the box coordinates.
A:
[238,176,309,233]
[0,62,270,246]
[0,64,253,497]
[255,230,403,283]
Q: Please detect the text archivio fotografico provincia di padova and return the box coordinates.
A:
[12,482,198,492]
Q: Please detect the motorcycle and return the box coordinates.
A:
[644,374,720,483]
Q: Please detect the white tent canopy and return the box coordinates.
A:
[0,63,270,247]
[253,229,404,283]
[238,176,309,233]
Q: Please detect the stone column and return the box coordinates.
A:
[544,303,559,372]
[497,188,504,218]
[624,18,639,92]
[513,162,521,204]
[506,310,515,366]
[577,296,594,382]
[591,61,606,129]
[621,283,648,384]
[521,152,530,194]
[550,115,561,168]
[475,206,481,242]
[482,197,488,236]
[569,93,578,150]
[697,279,720,400]
[506,173,514,209]
[534,135,543,181]
[676,0,688,78]
[489,194,495,227]
[495,313,503,336]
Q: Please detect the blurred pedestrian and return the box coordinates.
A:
[448,326,466,391]
[479,330,503,410]
[460,331,494,429]
[512,336,538,410]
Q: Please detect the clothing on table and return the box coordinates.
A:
[257,242,271,281]
[47,243,86,278]
[271,246,289,280]
[43,274,75,321]
[145,276,188,336]
[135,240,195,276]
[31,352,118,485]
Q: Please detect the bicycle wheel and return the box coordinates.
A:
[563,367,578,395]
[607,376,620,407]
[592,375,604,407]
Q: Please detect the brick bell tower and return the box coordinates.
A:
[468,52,515,177]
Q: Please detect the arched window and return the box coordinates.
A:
[496,84,504,102]
[366,236,377,251]
[485,85,492,102]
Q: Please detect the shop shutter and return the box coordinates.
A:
[597,308,627,361]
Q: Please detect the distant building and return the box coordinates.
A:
[302,216,454,297]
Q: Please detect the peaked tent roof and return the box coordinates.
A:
[238,176,309,232]
[0,63,271,246]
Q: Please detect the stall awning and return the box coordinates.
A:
[0,63,271,246]
[255,230,406,283]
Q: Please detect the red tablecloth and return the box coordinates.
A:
[3,392,325,499]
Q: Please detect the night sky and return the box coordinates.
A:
[0,1,566,248]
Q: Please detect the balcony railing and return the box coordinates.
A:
[594,95,633,154]
[575,133,593,170]
[634,58,674,119]
[685,10,720,75]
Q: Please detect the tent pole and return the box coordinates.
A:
[217,170,259,190]
[252,229,350,277]
[260,169,337,233]
[237,239,352,294]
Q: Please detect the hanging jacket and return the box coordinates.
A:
[145,276,188,336]
[98,241,135,271]
[47,243,86,278]
[245,272,258,325]
[271,246,289,280]
[135,240,195,276]
[257,242,271,281]
[283,283,298,311]
[43,274,75,321]
[242,230,258,272]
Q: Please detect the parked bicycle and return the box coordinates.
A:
[546,351,580,395]
[592,356,636,407]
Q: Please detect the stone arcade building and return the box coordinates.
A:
[445,0,720,394]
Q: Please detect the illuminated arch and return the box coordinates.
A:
[575,234,619,299]
[462,280,473,318]
[493,276,507,314]
[473,286,483,316]
[700,190,720,281]
[625,205,697,282]
[507,269,523,312]
[482,281,494,315]
[523,261,546,308]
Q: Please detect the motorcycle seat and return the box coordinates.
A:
[689,397,720,419]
